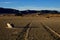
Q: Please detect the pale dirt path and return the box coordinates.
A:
[26,21,54,40]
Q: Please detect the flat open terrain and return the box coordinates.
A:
[0,16,60,40]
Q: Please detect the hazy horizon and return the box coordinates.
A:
[0,0,60,11]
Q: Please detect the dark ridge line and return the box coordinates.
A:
[0,7,60,15]
[6,26,38,29]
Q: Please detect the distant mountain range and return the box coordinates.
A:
[0,7,20,14]
[0,7,60,15]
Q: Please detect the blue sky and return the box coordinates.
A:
[0,0,60,11]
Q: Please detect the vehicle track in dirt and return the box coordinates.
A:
[41,22,60,40]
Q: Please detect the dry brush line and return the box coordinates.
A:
[16,22,31,40]
[41,22,60,40]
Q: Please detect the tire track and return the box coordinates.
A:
[16,22,31,40]
[41,22,60,40]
